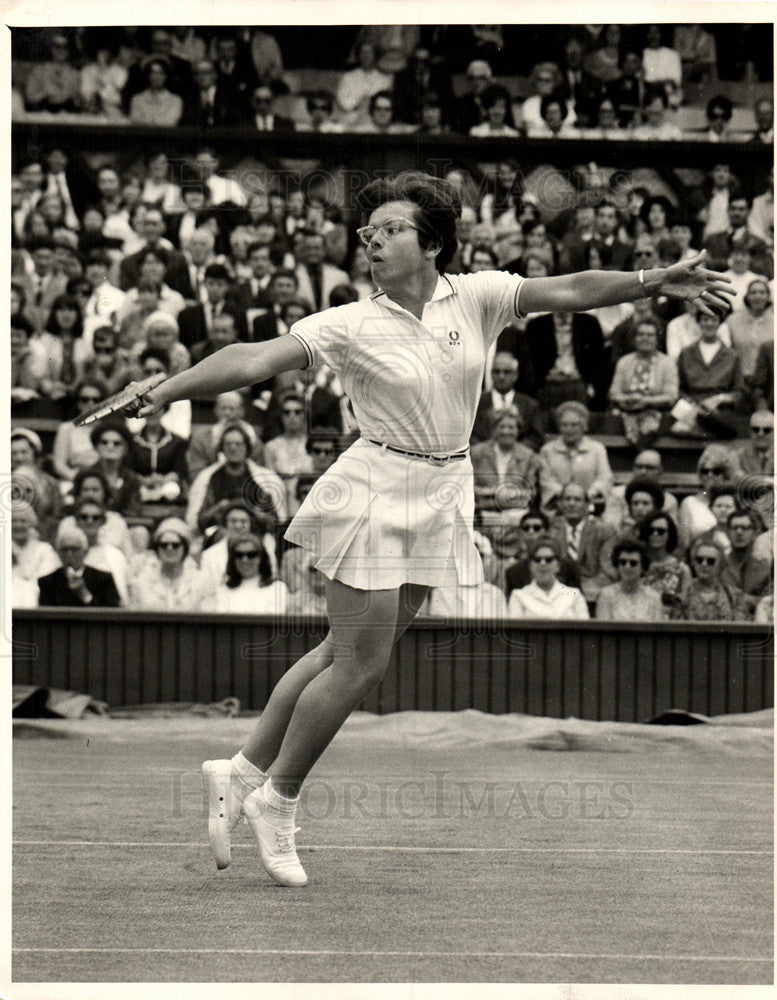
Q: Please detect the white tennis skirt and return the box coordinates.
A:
[284,437,484,591]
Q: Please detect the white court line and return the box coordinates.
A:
[11,946,772,964]
[13,840,773,855]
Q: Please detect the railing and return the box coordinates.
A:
[12,609,773,721]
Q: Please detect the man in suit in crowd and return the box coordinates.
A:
[525,310,609,411]
[178,263,247,349]
[38,526,121,608]
[561,199,633,274]
[703,196,772,277]
[294,230,349,312]
[248,85,296,131]
[231,242,278,316]
[471,351,545,451]
[549,481,615,601]
[119,207,191,296]
[251,270,302,343]
[181,59,246,127]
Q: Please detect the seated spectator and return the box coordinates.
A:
[526,312,608,415]
[82,249,127,342]
[263,391,315,516]
[297,90,343,133]
[596,539,663,621]
[178,263,243,350]
[11,503,60,586]
[85,421,142,518]
[469,85,519,138]
[423,581,507,621]
[548,481,615,601]
[639,511,692,619]
[723,245,763,312]
[479,521,525,594]
[535,94,577,138]
[393,47,454,126]
[127,517,212,611]
[681,537,751,622]
[608,50,646,127]
[248,84,295,131]
[50,377,105,481]
[118,280,166,350]
[471,407,541,533]
[11,318,45,403]
[72,497,129,605]
[307,427,341,477]
[123,249,186,320]
[727,280,774,392]
[631,90,682,141]
[140,151,184,216]
[294,230,349,313]
[704,96,734,142]
[190,310,242,366]
[507,536,589,620]
[64,467,133,556]
[750,97,774,145]
[359,90,413,134]
[674,310,745,438]
[602,449,679,529]
[129,57,184,126]
[665,300,731,360]
[615,477,666,538]
[11,428,62,542]
[471,352,544,451]
[736,411,774,475]
[194,146,247,209]
[38,293,89,398]
[20,239,69,334]
[200,501,271,590]
[451,59,493,134]
[81,326,134,396]
[38,524,120,608]
[414,92,456,136]
[349,25,420,75]
[721,508,773,607]
[118,205,190,296]
[677,444,742,550]
[126,398,189,505]
[754,594,773,624]
[641,24,682,107]
[609,298,665,369]
[503,511,582,596]
[609,317,678,448]
[697,485,740,555]
[24,32,81,113]
[703,197,771,277]
[128,313,191,380]
[539,402,613,512]
[285,550,328,616]
[335,41,392,130]
[520,62,570,134]
[79,41,128,118]
[186,391,264,481]
[213,534,289,614]
[185,422,286,538]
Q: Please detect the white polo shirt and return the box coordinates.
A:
[289,271,525,455]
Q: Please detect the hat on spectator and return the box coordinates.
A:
[153,516,191,550]
[11,428,43,455]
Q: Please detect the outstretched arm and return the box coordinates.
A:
[134,335,309,416]
[519,251,733,317]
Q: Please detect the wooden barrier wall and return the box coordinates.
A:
[12,610,773,722]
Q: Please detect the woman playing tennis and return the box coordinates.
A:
[135,171,731,887]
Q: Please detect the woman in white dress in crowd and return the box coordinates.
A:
[213,534,289,615]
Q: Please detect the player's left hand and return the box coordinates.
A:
[659,250,735,316]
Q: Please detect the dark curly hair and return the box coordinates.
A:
[225,533,273,588]
[610,538,649,572]
[638,510,679,554]
[625,476,665,514]
[356,171,461,274]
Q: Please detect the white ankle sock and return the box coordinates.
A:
[265,779,299,812]
[231,751,267,787]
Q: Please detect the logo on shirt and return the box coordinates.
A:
[448,330,461,345]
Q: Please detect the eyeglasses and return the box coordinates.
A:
[157,540,183,550]
[694,556,718,566]
[98,437,124,447]
[751,426,773,434]
[76,513,105,523]
[649,526,668,535]
[311,446,334,455]
[78,395,102,404]
[618,557,641,567]
[700,467,726,475]
[729,524,754,532]
[234,550,260,559]
[356,217,422,246]
[634,251,654,258]
[531,554,557,564]
[283,408,303,416]
[522,523,544,533]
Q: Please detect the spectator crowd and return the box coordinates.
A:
[10,24,774,625]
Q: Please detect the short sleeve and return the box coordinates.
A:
[288,303,356,372]
[456,271,526,351]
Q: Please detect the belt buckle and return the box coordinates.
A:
[427,453,449,467]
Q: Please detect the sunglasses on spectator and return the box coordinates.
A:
[76,513,105,523]
[157,540,183,550]
[694,556,718,566]
[234,549,260,559]
[531,554,557,564]
[751,425,773,434]
[649,525,668,535]
[618,557,641,567]
[700,467,726,475]
[522,523,544,533]
[78,394,102,404]
[283,407,303,416]
[634,251,654,258]
[98,437,124,447]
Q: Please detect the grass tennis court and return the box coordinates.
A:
[12,709,773,986]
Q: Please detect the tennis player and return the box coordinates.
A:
[135,171,731,887]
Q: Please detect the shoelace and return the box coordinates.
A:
[274,826,302,854]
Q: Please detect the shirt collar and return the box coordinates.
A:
[370,274,456,308]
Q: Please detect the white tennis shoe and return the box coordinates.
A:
[243,785,308,887]
[202,758,263,870]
